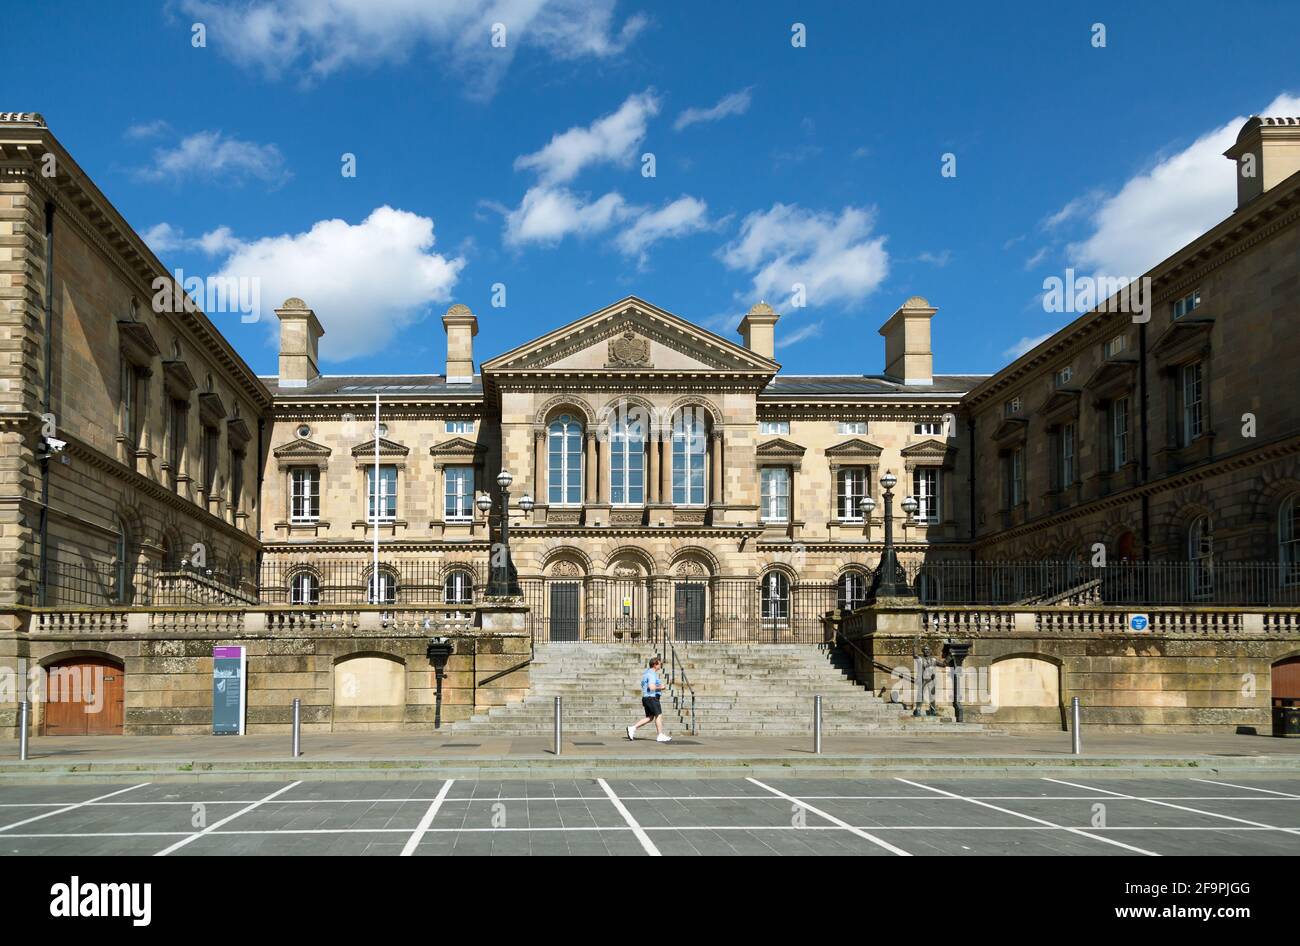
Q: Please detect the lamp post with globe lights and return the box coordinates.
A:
[867,470,917,600]
[479,469,526,597]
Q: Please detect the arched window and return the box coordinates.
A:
[1280,494,1299,586]
[290,571,320,605]
[671,408,707,505]
[444,569,474,607]
[1188,515,1213,600]
[113,517,132,605]
[547,414,583,506]
[838,571,869,611]
[610,411,645,505]
[368,567,398,605]
[761,571,790,623]
[916,573,941,605]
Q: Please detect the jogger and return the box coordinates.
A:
[628,656,671,742]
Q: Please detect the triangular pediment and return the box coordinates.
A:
[1036,388,1081,420]
[900,438,950,458]
[825,438,883,460]
[481,296,779,376]
[992,417,1029,443]
[273,437,332,459]
[351,437,410,458]
[1082,357,1137,397]
[756,437,807,458]
[429,436,485,461]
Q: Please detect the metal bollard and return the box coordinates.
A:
[1071,696,1082,755]
[813,695,822,754]
[291,698,301,758]
[18,700,29,761]
[553,696,562,756]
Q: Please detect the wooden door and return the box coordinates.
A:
[1273,656,1300,706]
[549,582,580,641]
[42,656,125,736]
[675,584,706,641]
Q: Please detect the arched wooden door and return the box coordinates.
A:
[1273,656,1300,706]
[42,656,125,735]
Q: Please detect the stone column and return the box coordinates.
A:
[585,431,597,504]
[660,433,672,503]
[710,429,723,505]
[598,434,611,504]
[432,463,444,521]
[534,429,546,503]
[648,433,661,504]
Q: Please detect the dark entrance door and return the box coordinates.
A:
[674,584,705,641]
[1274,656,1300,703]
[550,582,580,641]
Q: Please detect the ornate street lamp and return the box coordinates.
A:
[482,470,523,597]
[425,637,454,728]
[868,471,917,600]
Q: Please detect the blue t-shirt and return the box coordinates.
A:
[640,669,661,698]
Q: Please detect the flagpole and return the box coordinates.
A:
[373,392,380,604]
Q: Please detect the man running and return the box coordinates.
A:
[627,656,671,742]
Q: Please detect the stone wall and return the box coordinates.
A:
[838,603,1300,732]
[0,603,530,736]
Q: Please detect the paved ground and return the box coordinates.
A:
[2,774,1298,856]
[10,729,1300,763]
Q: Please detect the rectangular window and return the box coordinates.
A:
[1003,396,1022,417]
[229,449,244,511]
[121,362,143,450]
[444,420,474,434]
[671,417,706,505]
[914,422,942,435]
[837,421,867,435]
[1110,397,1129,471]
[837,467,869,521]
[760,467,790,522]
[1054,366,1073,388]
[166,398,186,482]
[1059,422,1075,488]
[610,430,644,505]
[913,468,939,523]
[1104,334,1127,358]
[1009,447,1024,507]
[290,467,320,522]
[444,466,473,521]
[759,420,790,435]
[367,465,398,521]
[1181,361,1204,445]
[1173,290,1201,320]
[202,426,219,494]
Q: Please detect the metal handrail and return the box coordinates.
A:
[653,616,698,735]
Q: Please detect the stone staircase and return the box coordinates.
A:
[447,642,979,736]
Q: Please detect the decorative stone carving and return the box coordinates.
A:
[550,560,582,577]
[612,564,640,578]
[675,560,707,578]
[607,330,652,368]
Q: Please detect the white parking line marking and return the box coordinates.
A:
[1043,778,1300,835]
[1189,778,1300,798]
[400,779,455,856]
[154,781,302,856]
[598,778,660,856]
[0,784,149,833]
[896,778,1159,856]
[746,778,911,856]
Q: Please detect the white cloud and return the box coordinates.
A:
[206,207,464,360]
[504,186,631,246]
[135,130,290,186]
[514,90,659,185]
[180,0,647,98]
[1067,92,1300,278]
[1002,331,1055,360]
[125,119,169,140]
[142,222,188,255]
[143,222,243,257]
[614,196,710,261]
[777,320,823,349]
[674,88,752,132]
[718,203,889,309]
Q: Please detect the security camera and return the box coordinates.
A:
[44,437,66,452]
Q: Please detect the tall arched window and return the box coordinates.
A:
[1280,494,1299,586]
[671,408,707,505]
[444,568,474,618]
[113,517,132,605]
[761,571,790,623]
[1188,515,1213,600]
[610,412,644,505]
[290,571,320,605]
[547,414,583,506]
[837,571,868,611]
[368,567,398,605]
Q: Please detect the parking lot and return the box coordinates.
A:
[2,774,1298,856]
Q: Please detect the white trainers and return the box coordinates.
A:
[656,733,672,743]
[627,726,636,741]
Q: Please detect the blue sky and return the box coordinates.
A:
[6,0,1299,378]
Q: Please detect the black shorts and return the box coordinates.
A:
[641,696,662,718]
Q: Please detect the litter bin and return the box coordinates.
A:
[1273,699,1300,737]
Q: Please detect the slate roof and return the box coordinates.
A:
[760,374,988,397]
[260,375,483,398]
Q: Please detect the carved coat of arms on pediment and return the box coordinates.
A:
[607,330,652,368]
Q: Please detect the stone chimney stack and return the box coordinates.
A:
[878,296,936,386]
[1224,116,1300,210]
[275,297,324,388]
[442,303,478,383]
[737,301,780,361]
